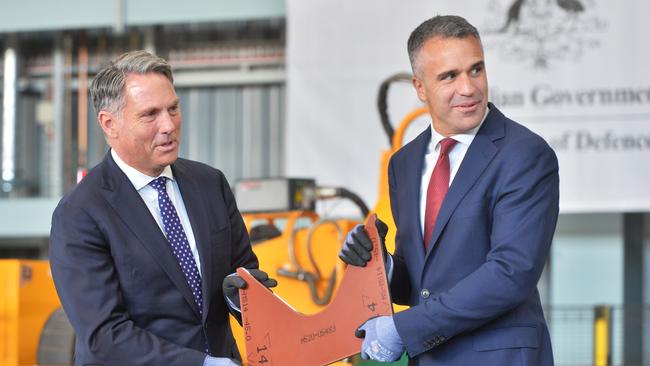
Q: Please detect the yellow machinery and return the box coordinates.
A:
[0,260,66,366]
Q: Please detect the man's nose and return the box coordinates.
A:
[457,73,477,96]
[159,111,178,133]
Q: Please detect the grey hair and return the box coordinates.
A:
[90,50,173,114]
[407,15,481,76]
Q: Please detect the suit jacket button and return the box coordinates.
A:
[421,289,430,299]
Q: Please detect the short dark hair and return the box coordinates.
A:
[90,50,173,114]
[407,15,481,75]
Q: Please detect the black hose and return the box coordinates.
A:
[334,187,370,218]
[316,186,370,218]
[377,72,413,145]
[275,267,337,306]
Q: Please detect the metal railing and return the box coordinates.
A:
[547,304,650,366]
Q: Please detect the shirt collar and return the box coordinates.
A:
[111,149,175,191]
[428,105,490,153]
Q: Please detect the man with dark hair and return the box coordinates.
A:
[340,15,558,365]
[50,50,276,366]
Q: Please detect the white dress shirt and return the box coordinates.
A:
[418,108,489,237]
[111,149,202,275]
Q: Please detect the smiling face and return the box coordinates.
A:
[99,72,181,176]
[412,36,488,136]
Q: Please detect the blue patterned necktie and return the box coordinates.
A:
[149,177,204,315]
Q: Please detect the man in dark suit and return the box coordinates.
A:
[49,50,275,366]
[340,15,558,365]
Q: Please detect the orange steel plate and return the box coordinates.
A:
[237,214,392,366]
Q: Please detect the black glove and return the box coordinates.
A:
[339,217,388,267]
[222,269,277,310]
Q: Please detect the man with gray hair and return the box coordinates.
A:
[340,15,558,365]
[50,50,276,366]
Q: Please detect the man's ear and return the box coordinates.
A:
[412,75,427,103]
[98,110,119,139]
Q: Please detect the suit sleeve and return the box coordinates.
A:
[387,157,412,305]
[216,170,259,324]
[393,137,559,357]
[218,170,258,271]
[218,171,259,273]
[49,202,207,366]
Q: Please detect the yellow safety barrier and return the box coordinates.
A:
[593,305,612,366]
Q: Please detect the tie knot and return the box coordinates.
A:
[439,138,458,155]
[149,176,168,193]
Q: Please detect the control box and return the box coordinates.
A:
[235,178,316,213]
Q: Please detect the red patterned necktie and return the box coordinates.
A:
[423,138,458,250]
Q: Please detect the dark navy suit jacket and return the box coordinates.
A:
[50,152,258,365]
[389,104,558,366]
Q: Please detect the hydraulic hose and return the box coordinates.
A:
[377,72,413,145]
[315,186,370,218]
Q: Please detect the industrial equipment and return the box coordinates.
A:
[0,260,74,366]
[235,178,317,214]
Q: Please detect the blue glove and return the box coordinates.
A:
[356,316,404,362]
[203,356,242,366]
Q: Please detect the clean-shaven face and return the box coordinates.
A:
[412,36,488,136]
[111,73,181,176]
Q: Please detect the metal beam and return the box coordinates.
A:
[50,36,65,198]
[623,213,646,365]
[2,43,17,192]
[0,0,285,33]
[173,69,285,87]
[0,198,59,238]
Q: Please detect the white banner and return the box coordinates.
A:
[286,0,650,213]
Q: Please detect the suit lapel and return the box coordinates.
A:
[100,153,202,319]
[400,128,431,268]
[172,160,213,322]
[425,105,505,260]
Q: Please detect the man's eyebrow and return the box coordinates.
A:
[436,61,485,80]
[436,69,458,80]
[470,60,485,70]
[138,106,160,116]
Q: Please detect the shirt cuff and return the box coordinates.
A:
[203,355,216,366]
[225,296,241,313]
[385,253,394,283]
[224,273,241,313]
